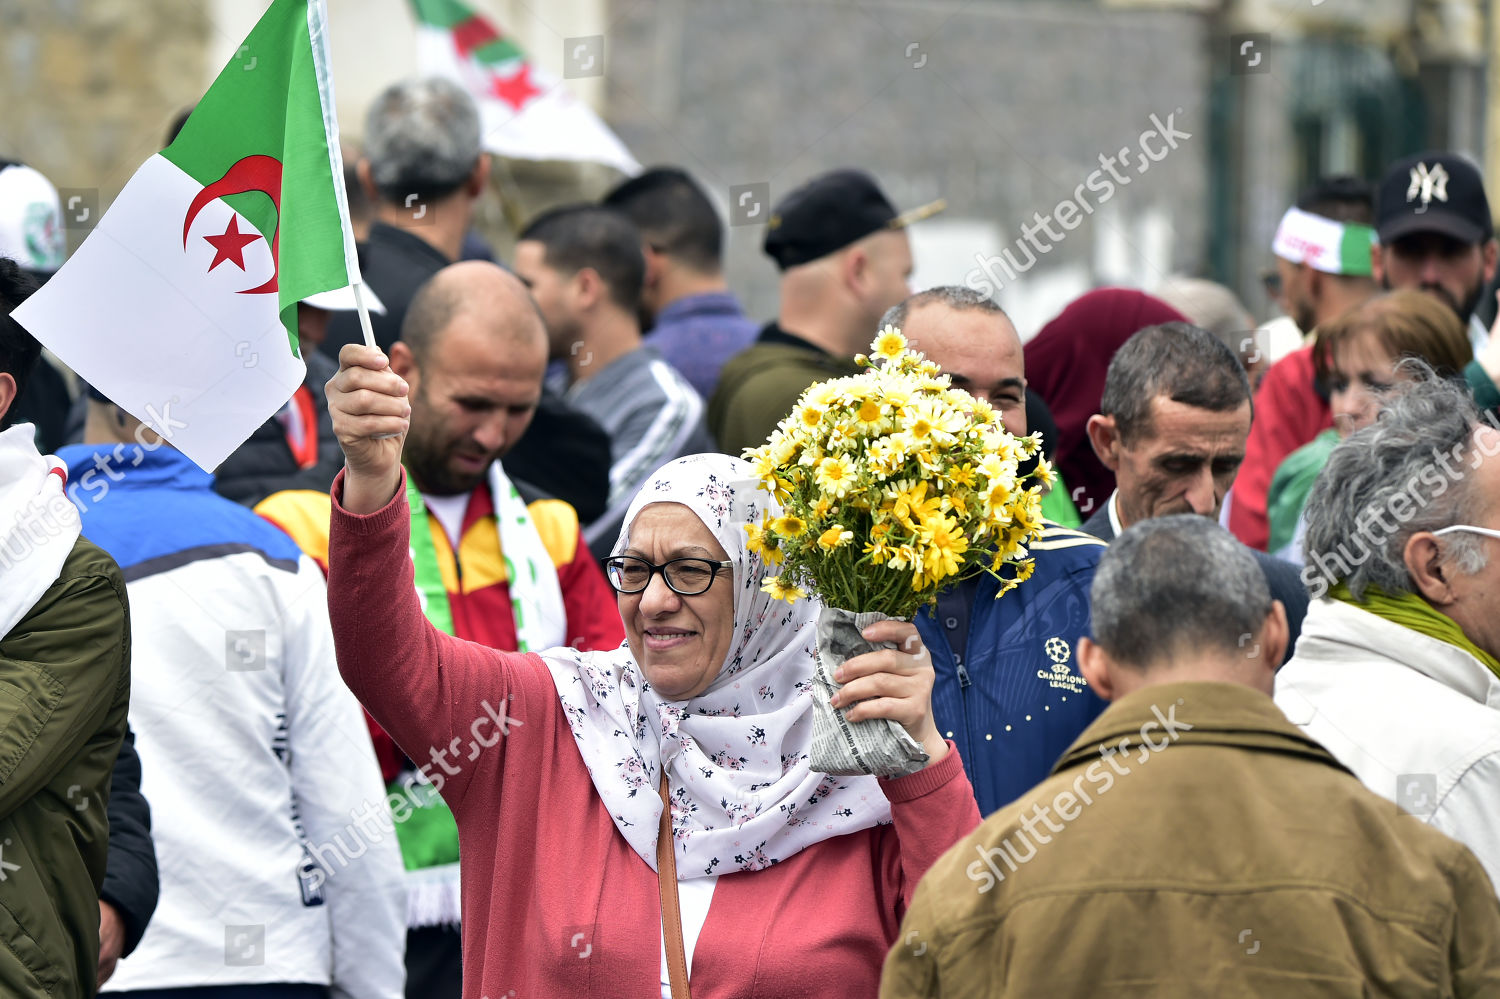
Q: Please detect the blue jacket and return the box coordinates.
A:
[917,523,1107,816]
[58,443,303,574]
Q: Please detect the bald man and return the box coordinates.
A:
[885,286,1109,817]
[256,262,624,999]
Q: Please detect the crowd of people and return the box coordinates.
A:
[2,72,1500,998]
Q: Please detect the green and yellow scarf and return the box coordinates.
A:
[1331,581,1500,680]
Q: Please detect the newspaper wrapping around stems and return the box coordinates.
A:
[810,606,929,778]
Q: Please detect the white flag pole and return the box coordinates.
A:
[308,0,375,352]
[352,281,377,349]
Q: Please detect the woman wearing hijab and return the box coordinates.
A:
[1023,288,1188,516]
[323,345,981,999]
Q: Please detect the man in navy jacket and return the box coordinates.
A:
[892,288,1108,817]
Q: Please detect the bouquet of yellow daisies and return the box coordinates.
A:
[744,326,1051,621]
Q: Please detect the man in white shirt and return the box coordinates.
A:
[1275,370,1500,890]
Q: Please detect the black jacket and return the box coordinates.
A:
[322,223,449,355]
[1080,505,1309,663]
[101,726,157,956]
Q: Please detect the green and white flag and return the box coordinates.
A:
[409,0,640,176]
[14,0,361,471]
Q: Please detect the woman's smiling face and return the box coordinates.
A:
[618,502,736,701]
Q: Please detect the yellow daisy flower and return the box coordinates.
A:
[854,397,885,431]
[761,576,807,602]
[1034,457,1056,489]
[872,326,907,361]
[817,525,854,551]
[947,462,977,488]
[921,517,968,581]
[815,454,857,498]
[771,513,807,538]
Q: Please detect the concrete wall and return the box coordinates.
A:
[603,0,1212,338]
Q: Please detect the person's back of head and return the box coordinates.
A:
[1297,175,1376,227]
[602,167,723,319]
[363,77,484,208]
[1152,275,1254,352]
[1270,176,1379,333]
[1079,514,1283,700]
[0,256,41,428]
[764,169,926,357]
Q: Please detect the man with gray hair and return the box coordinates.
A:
[1275,369,1500,890]
[1081,322,1309,657]
[323,77,490,355]
[321,78,613,526]
[883,515,1500,997]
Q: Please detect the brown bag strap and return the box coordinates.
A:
[658,773,691,998]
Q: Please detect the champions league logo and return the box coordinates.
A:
[1038,637,1087,693]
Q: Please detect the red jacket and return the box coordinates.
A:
[258,482,624,779]
[1228,346,1332,550]
[325,471,982,999]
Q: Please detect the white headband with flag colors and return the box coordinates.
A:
[1272,207,1376,276]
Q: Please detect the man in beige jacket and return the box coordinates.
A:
[883,514,1500,998]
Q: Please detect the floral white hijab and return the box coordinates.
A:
[542,454,892,878]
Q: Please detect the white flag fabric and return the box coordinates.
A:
[13,0,361,471]
[409,0,640,176]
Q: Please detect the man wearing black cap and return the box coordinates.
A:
[1372,151,1497,351]
[708,169,939,456]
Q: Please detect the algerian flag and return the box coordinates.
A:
[14,0,362,471]
[409,0,640,176]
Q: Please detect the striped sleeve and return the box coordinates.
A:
[606,359,705,506]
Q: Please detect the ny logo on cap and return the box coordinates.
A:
[1407,162,1450,214]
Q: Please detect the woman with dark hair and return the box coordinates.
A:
[1267,290,1472,559]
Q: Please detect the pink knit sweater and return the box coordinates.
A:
[326,473,981,998]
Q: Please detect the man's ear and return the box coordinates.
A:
[1086,413,1122,471]
[388,341,419,392]
[1077,637,1115,701]
[1369,242,1386,285]
[356,159,379,204]
[1258,600,1289,684]
[1304,265,1324,305]
[1404,531,1458,609]
[842,245,871,297]
[641,244,666,294]
[0,371,16,424]
[1483,239,1498,285]
[465,153,492,199]
[572,266,606,312]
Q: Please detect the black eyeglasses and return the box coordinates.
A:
[602,555,734,595]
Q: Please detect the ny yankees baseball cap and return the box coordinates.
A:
[763,169,944,271]
[1375,151,1493,246]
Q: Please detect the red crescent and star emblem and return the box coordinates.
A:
[181,154,283,295]
[492,63,542,111]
